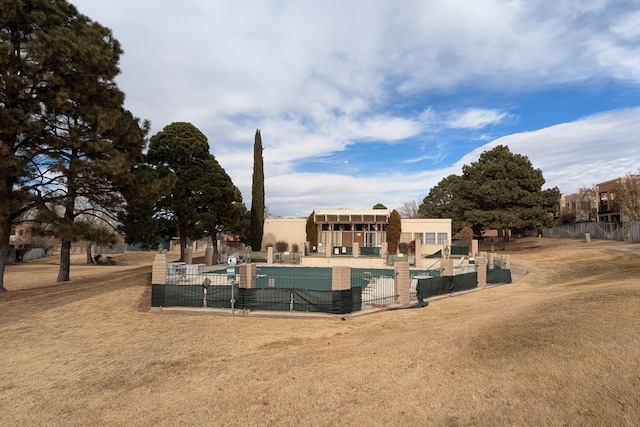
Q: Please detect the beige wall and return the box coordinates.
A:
[400,218,452,257]
[263,216,452,257]
[262,218,308,252]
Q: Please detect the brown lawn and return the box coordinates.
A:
[0,238,638,426]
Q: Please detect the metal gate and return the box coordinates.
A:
[352,268,396,307]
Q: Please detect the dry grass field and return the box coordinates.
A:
[1,238,638,426]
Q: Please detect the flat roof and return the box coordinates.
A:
[315,209,391,223]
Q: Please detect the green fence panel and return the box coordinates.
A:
[255,266,332,290]
[163,284,205,307]
[487,269,512,284]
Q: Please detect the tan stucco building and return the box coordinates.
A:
[262,209,452,263]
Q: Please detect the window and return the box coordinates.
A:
[437,233,448,244]
[425,233,435,244]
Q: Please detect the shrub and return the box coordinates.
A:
[274,241,289,252]
[292,243,299,253]
[458,226,474,246]
[398,242,409,254]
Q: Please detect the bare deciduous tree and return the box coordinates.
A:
[397,200,423,218]
[457,226,474,246]
[618,171,640,222]
[575,186,598,222]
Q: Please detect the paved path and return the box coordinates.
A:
[576,242,640,256]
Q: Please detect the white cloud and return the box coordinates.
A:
[457,107,640,193]
[265,107,640,216]
[444,109,511,130]
[69,1,640,216]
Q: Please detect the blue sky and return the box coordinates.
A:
[72,0,640,217]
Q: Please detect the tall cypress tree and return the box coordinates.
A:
[386,209,402,253]
[250,129,265,251]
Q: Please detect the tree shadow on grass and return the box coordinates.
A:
[0,266,151,325]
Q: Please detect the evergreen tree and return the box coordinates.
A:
[118,163,175,249]
[147,122,244,261]
[386,209,402,253]
[198,155,247,243]
[0,0,147,286]
[419,174,468,233]
[420,145,560,244]
[250,129,265,250]
[305,211,318,252]
[461,145,559,243]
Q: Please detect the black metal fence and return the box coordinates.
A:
[416,272,478,299]
[450,245,470,255]
[351,268,396,306]
[151,284,362,314]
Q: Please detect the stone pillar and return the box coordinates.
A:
[205,247,214,266]
[332,266,351,291]
[475,256,487,289]
[267,246,274,265]
[488,252,496,270]
[471,240,479,257]
[184,247,193,264]
[394,261,410,305]
[353,241,360,258]
[414,239,423,267]
[441,258,454,277]
[323,242,333,258]
[381,241,388,259]
[239,263,256,289]
[151,253,167,284]
[501,255,511,270]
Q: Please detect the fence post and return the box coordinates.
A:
[239,263,256,289]
[500,255,510,270]
[475,256,487,289]
[332,266,351,291]
[152,253,167,284]
[267,246,274,265]
[488,252,496,270]
[441,258,454,277]
[381,242,388,260]
[395,261,410,305]
[205,247,213,266]
[471,240,479,256]
[353,241,360,258]
[414,239,423,267]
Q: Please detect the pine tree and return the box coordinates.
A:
[250,129,265,251]
[146,122,244,261]
[420,145,560,244]
[0,0,147,286]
